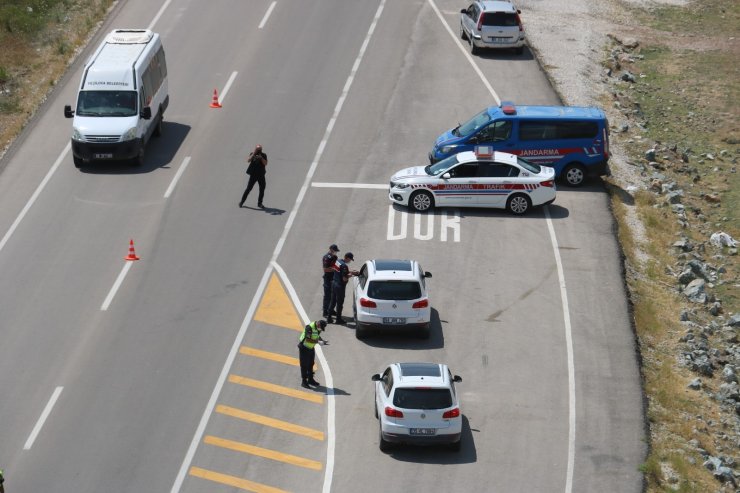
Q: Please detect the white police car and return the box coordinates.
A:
[389,149,556,214]
[372,362,463,451]
[352,259,432,340]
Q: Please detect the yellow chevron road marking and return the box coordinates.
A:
[228,374,324,404]
[240,346,316,371]
[216,405,324,441]
[254,273,302,330]
[189,466,288,493]
[204,435,323,471]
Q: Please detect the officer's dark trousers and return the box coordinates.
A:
[328,282,345,318]
[298,343,315,380]
[322,274,333,315]
[241,174,266,205]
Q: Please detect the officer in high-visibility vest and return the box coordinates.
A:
[298,320,327,388]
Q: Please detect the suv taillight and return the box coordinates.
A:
[443,408,460,419]
[412,299,429,309]
[360,298,377,308]
[385,407,404,418]
[516,14,523,31]
[477,16,483,31]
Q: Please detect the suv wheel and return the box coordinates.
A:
[459,23,467,40]
[469,37,478,55]
[379,425,392,452]
[448,439,462,452]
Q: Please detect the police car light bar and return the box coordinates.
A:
[500,101,517,115]
[475,146,494,158]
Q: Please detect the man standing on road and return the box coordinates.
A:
[327,252,358,325]
[298,320,327,388]
[322,244,340,317]
[239,144,268,208]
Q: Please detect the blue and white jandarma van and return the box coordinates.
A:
[429,102,610,186]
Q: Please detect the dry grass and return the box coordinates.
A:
[0,0,115,159]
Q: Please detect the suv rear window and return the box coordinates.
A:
[367,281,421,300]
[481,12,518,27]
[394,388,452,409]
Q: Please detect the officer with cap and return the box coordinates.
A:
[298,320,328,388]
[322,244,340,317]
[327,252,358,325]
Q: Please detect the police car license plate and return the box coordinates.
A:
[94,153,113,159]
[382,317,406,324]
[410,428,436,436]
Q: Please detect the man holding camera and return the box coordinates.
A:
[239,144,268,208]
[298,320,328,388]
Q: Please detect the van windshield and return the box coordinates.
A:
[76,90,137,117]
[452,109,491,138]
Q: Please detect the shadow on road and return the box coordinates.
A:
[385,416,477,465]
[351,309,445,350]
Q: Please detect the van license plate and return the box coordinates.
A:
[94,153,113,159]
[489,37,508,43]
[410,428,436,436]
[382,317,406,324]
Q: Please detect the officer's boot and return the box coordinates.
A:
[301,379,310,389]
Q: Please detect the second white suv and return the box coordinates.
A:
[460,1,525,55]
[352,259,432,339]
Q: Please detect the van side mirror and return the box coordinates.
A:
[424,272,432,278]
[371,374,381,382]
[64,105,74,118]
[453,375,462,383]
[460,8,467,14]
[141,106,152,120]
[517,9,522,14]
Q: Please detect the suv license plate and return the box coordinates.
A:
[489,37,508,43]
[94,153,113,159]
[410,428,436,436]
[382,317,406,324]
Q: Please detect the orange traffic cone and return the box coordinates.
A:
[124,239,140,261]
[209,89,222,108]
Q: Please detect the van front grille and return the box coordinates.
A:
[85,135,121,143]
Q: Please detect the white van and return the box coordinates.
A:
[64,29,169,167]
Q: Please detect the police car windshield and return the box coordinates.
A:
[76,90,137,117]
[517,156,542,174]
[452,109,491,137]
[425,154,461,175]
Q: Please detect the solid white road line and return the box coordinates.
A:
[100,261,134,311]
[427,0,500,106]
[164,156,192,198]
[218,71,239,105]
[259,1,277,29]
[171,2,386,492]
[148,0,173,30]
[545,206,576,493]
[427,0,573,490]
[0,143,69,255]
[311,182,387,189]
[272,261,336,493]
[24,386,63,450]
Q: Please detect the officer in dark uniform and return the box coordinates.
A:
[327,252,358,325]
[298,320,327,388]
[322,244,340,317]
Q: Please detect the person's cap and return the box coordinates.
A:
[345,252,354,260]
[318,320,327,329]
[330,244,339,252]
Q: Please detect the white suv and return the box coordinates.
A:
[460,1,525,55]
[372,362,463,451]
[352,259,432,339]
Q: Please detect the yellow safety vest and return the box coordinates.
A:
[300,322,320,349]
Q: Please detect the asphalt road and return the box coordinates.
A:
[0,0,645,492]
